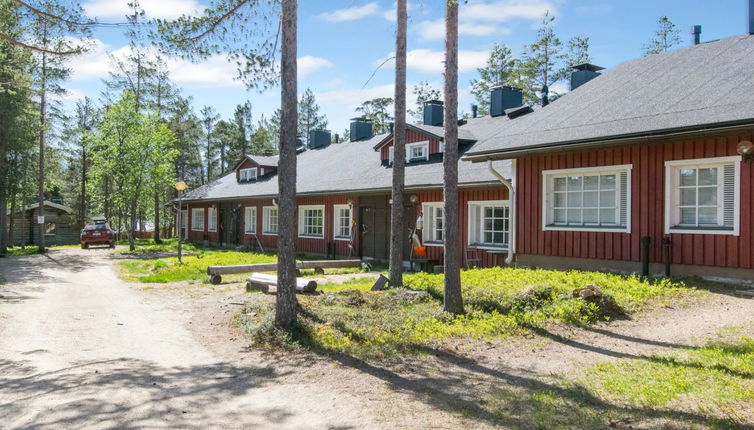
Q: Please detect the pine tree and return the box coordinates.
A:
[356,97,393,134]
[408,81,441,122]
[469,43,516,114]
[643,16,682,56]
[298,88,327,147]
[200,105,219,183]
[520,11,565,106]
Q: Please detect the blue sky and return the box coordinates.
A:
[65,0,750,133]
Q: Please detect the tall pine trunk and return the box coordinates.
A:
[154,192,161,243]
[0,195,7,255]
[37,49,47,252]
[275,0,299,328]
[388,0,408,287]
[443,0,463,314]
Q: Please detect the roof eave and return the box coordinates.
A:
[463,119,754,162]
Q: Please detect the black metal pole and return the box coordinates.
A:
[662,236,672,277]
[640,236,651,277]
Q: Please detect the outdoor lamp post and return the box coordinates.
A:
[175,181,187,263]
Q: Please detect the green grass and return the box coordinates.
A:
[238,267,696,359]
[114,238,202,254]
[485,335,754,429]
[119,249,277,283]
[1,244,80,257]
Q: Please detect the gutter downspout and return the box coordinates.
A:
[488,160,515,265]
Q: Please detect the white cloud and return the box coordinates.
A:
[376,49,490,75]
[317,3,381,22]
[69,38,112,81]
[83,0,201,20]
[165,56,244,89]
[415,0,553,41]
[298,56,334,78]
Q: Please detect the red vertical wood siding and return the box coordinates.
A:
[415,186,509,268]
[186,202,220,243]
[379,128,442,161]
[516,131,754,269]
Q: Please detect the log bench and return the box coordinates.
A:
[246,273,318,294]
[207,259,363,284]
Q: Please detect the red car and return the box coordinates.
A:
[81,217,115,249]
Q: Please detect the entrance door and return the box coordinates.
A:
[219,202,238,247]
[359,195,391,260]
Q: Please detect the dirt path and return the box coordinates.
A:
[0,248,406,429]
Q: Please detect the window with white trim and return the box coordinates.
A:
[263,206,278,235]
[207,207,217,232]
[665,156,740,235]
[298,205,325,238]
[239,167,258,182]
[244,206,257,234]
[333,204,352,240]
[191,208,204,231]
[406,141,429,162]
[543,165,632,232]
[468,201,509,249]
[422,202,444,243]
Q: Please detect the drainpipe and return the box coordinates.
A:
[487,160,516,264]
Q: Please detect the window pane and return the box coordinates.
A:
[698,168,717,186]
[493,218,504,230]
[484,232,493,243]
[600,209,616,224]
[567,209,581,223]
[567,176,582,190]
[600,190,616,207]
[554,192,566,207]
[698,187,717,205]
[493,207,505,218]
[698,207,718,224]
[567,192,582,207]
[583,191,599,207]
[493,232,504,244]
[554,177,567,191]
[680,207,696,224]
[680,169,696,186]
[583,208,598,223]
[680,188,696,206]
[554,209,566,223]
[484,219,493,230]
[600,174,616,188]
[584,175,599,190]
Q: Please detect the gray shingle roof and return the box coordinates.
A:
[465,34,754,159]
[182,133,511,202]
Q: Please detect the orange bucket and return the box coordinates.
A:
[413,246,427,257]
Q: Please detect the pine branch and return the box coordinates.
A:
[182,0,250,43]
[12,0,127,27]
[362,56,395,89]
[0,32,82,55]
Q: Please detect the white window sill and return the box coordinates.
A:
[424,241,444,247]
[666,226,738,236]
[262,231,278,236]
[468,244,508,252]
[208,229,217,232]
[191,228,204,232]
[543,225,630,234]
[245,231,256,235]
[334,236,352,241]
[299,234,324,239]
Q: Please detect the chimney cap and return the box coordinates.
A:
[572,63,605,72]
[350,116,371,122]
[491,85,519,91]
[424,99,443,106]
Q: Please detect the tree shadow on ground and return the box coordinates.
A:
[0,357,300,430]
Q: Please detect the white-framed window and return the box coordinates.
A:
[239,167,258,182]
[191,208,205,231]
[406,141,429,162]
[333,204,352,240]
[207,207,217,232]
[664,156,740,235]
[422,202,444,244]
[263,206,278,235]
[468,200,509,249]
[244,206,257,234]
[298,205,325,238]
[542,165,632,233]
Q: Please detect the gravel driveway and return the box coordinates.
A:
[0,248,382,429]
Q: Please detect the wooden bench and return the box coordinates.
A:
[207,259,363,284]
[246,273,318,294]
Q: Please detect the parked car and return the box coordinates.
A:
[80,217,115,249]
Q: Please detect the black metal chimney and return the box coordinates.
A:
[471,104,478,118]
[541,85,549,107]
[423,100,443,126]
[692,25,702,44]
[750,0,754,34]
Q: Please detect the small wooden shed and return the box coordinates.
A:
[7,201,79,247]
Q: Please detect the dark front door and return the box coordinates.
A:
[219,202,238,247]
[359,195,390,260]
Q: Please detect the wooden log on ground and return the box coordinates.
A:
[245,272,318,294]
[207,259,362,283]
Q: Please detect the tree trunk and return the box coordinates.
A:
[275,0,299,328]
[154,191,161,243]
[80,147,87,227]
[389,0,408,287]
[130,200,137,251]
[8,189,16,247]
[37,50,47,253]
[443,0,463,315]
[0,195,7,255]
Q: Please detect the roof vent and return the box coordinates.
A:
[750,0,754,34]
[423,100,443,126]
[490,86,523,117]
[570,63,604,91]
[692,25,702,44]
[309,130,331,149]
[350,117,373,142]
[505,105,533,119]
